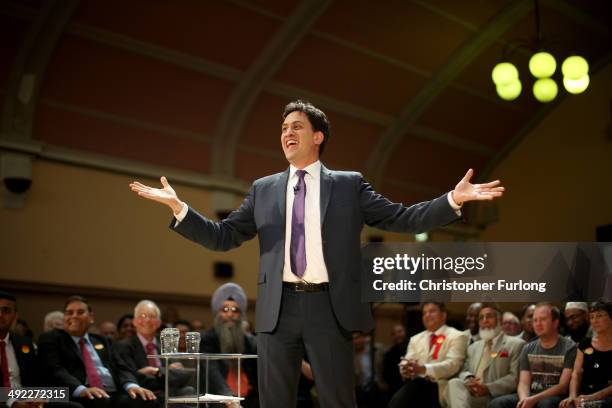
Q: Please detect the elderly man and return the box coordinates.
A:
[445,303,525,408]
[112,300,192,399]
[464,303,482,345]
[388,301,467,408]
[489,302,577,408]
[201,283,258,408]
[38,295,158,408]
[563,302,590,343]
[502,312,521,336]
[44,310,65,332]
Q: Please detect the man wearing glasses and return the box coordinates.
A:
[200,283,258,407]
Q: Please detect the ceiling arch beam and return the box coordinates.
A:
[210,0,331,177]
[1,0,79,141]
[364,0,533,185]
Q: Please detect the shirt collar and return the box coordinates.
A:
[71,332,90,345]
[289,160,321,181]
[137,333,157,348]
[428,325,447,336]
[1,332,9,343]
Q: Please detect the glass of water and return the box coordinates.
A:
[160,327,180,354]
[185,331,201,353]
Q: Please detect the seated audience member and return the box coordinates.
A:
[353,331,386,407]
[560,301,612,408]
[44,310,65,332]
[445,303,525,408]
[489,302,576,408]
[0,291,44,408]
[116,314,136,341]
[563,302,591,344]
[463,303,482,345]
[382,324,408,397]
[518,304,537,343]
[38,295,157,407]
[388,301,467,408]
[190,319,204,333]
[14,319,33,342]
[172,320,192,353]
[113,300,192,398]
[201,283,258,408]
[98,321,117,342]
[502,312,521,336]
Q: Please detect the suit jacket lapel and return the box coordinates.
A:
[276,168,289,223]
[132,335,148,367]
[320,164,333,227]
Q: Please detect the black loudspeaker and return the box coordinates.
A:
[596,224,612,242]
[214,262,234,279]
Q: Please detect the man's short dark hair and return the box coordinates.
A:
[535,302,560,321]
[0,291,17,311]
[117,313,134,328]
[282,100,330,156]
[64,295,92,313]
[589,301,612,317]
[420,301,446,313]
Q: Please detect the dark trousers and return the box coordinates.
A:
[387,377,440,408]
[257,287,355,408]
[71,392,160,408]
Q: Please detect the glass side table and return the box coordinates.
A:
[149,353,257,407]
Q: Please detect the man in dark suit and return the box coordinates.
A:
[0,291,44,408]
[200,283,258,407]
[112,300,193,399]
[129,100,504,407]
[37,296,158,408]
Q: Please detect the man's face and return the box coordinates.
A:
[281,111,323,167]
[99,321,117,338]
[422,303,446,332]
[0,299,17,334]
[217,300,241,327]
[391,325,406,345]
[134,304,161,337]
[533,306,558,337]
[118,318,136,339]
[521,304,536,334]
[466,304,482,334]
[64,301,93,337]
[478,307,499,330]
[564,308,588,332]
[502,316,521,335]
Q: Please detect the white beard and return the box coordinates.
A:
[479,325,502,341]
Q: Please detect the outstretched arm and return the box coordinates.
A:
[129,176,184,215]
[451,169,505,205]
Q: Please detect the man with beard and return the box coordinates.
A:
[463,303,482,345]
[201,283,257,408]
[563,302,591,343]
[445,303,525,408]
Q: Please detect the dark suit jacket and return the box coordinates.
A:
[200,328,257,396]
[112,335,162,390]
[172,164,459,332]
[38,329,133,395]
[0,332,39,387]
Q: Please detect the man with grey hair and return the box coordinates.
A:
[201,283,258,407]
[113,300,192,401]
[446,303,525,408]
[44,310,64,332]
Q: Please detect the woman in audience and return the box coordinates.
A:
[560,301,612,408]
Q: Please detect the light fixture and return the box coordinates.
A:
[491,0,589,103]
[533,78,558,102]
[496,80,522,101]
[529,52,556,78]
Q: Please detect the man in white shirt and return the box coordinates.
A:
[129,100,504,407]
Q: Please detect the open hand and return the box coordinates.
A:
[129,176,183,214]
[452,169,504,205]
[128,386,157,401]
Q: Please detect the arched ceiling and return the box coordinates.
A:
[1,0,611,207]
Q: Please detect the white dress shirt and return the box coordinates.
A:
[1,332,21,387]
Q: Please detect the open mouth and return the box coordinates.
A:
[285,140,298,149]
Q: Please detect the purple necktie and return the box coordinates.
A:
[290,170,307,278]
